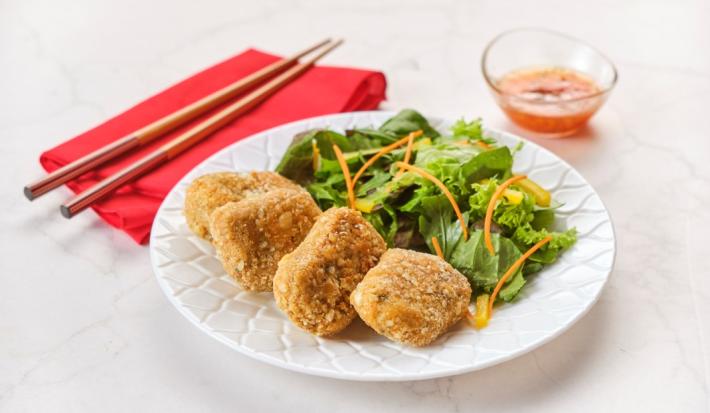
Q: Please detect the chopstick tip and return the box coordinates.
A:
[59,204,73,219]
[23,186,36,201]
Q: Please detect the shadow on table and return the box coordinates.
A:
[17,188,133,249]
[504,121,607,168]
[150,273,610,412]
[375,303,610,405]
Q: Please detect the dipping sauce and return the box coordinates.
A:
[494,66,604,137]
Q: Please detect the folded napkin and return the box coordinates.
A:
[39,49,387,244]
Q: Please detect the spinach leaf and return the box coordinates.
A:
[347,128,399,145]
[417,195,467,259]
[531,208,555,230]
[345,109,440,146]
[355,169,392,197]
[275,130,320,184]
[449,230,523,300]
[379,109,440,138]
[460,146,513,185]
[276,129,379,185]
[498,270,526,301]
[398,183,437,213]
[313,130,357,158]
[364,204,398,247]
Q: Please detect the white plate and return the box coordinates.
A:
[150,111,615,381]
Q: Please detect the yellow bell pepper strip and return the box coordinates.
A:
[484,175,527,255]
[517,178,551,207]
[474,294,490,328]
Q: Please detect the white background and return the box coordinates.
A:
[1,0,709,412]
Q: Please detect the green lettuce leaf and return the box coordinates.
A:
[450,118,483,141]
[468,179,497,220]
[449,118,496,145]
[468,179,535,231]
[415,144,482,171]
[413,144,482,195]
[307,173,347,210]
[495,193,535,230]
[511,224,577,265]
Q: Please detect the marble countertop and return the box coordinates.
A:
[2,0,709,411]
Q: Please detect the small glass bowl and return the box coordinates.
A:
[482,28,618,138]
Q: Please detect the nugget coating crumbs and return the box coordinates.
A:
[273,208,386,336]
[351,248,472,347]
[209,189,321,292]
[184,171,301,240]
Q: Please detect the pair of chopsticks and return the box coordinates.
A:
[25,38,343,218]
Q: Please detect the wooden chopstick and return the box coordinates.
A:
[24,38,332,201]
[60,39,344,219]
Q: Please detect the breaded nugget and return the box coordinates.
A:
[273,208,386,336]
[209,189,321,292]
[351,248,472,347]
[184,171,301,240]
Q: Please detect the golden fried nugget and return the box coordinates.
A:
[351,248,472,347]
[184,171,301,240]
[273,208,386,336]
[209,189,321,292]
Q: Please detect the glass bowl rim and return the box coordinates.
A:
[481,27,619,104]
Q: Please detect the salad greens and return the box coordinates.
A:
[276,109,576,304]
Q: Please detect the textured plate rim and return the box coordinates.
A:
[149,110,616,381]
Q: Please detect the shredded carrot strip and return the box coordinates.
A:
[488,235,553,316]
[332,144,355,209]
[431,236,444,259]
[311,140,320,171]
[395,162,468,240]
[476,140,491,150]
[484,175,526,255]
[352,130,423,187]
[394,133,415,178]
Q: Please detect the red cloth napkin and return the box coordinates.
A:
[39,49,387,244]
